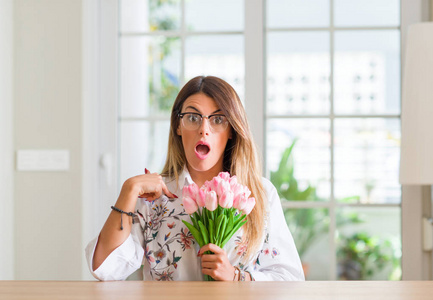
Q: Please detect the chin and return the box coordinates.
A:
[188,156,219,173]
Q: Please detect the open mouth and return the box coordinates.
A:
[195,141,211,159]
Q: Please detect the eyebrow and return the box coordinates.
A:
[184,106,222,114]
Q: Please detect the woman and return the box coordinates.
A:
[86,76,304,281]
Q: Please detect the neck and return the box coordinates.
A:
[187,160,224,188]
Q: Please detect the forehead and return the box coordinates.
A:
[182,93,219,112]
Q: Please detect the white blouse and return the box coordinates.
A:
[85,168,305,281]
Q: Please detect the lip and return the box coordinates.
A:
[194,140,211,160]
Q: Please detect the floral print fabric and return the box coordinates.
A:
[85,168,305,281]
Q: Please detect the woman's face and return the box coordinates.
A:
[177,93,232,174]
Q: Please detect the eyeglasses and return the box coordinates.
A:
[178,112,229,132]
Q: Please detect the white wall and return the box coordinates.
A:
[0,0,14,280]
[13,0,83,280]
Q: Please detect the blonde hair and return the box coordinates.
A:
[161,76,267,262]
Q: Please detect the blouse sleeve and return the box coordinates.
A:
[247,178,305,281]
[85,214,145,281]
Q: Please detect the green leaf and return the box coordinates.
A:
[217,216,227,246]
[215,214,224,243]
[182,220,204,247]
[190,215,199,230]
[209,219,215,244]
[221,219,247,248]
[198,220,209,245]
[232,214,247,228]
[227,211,234,233]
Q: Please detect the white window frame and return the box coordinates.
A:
[84,0,429,280]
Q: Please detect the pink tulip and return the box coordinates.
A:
[209,176,222,192]
[232,183,244,207]
[205,190,218,211]
[218,172,230,181]
[196,188,206,207]
[182,196,198,214]
[237,195,248,211]
[217,179,230,197]
[242,197,256,215]
[229,175,238,188]
[233,184,251,208]
[188,183,199,201]
[243,187,251,199]
[202,180,210,189]
[219,190,234,208]
[182,185,190,198]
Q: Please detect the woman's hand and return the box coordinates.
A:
[199,243,236,281]
[121,169,177,202]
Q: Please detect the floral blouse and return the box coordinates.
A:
[85,168,305,281]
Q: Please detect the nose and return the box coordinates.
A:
[199,117,211,136]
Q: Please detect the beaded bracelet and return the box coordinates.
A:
[111,206,135,230]
[233,267,240,281]
[239,269,246,281]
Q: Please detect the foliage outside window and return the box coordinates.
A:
[270,140,401,280]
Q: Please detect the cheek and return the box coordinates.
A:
[215,134,230,152]
[181,130,194,149]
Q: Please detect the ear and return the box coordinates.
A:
[177,124,182,136]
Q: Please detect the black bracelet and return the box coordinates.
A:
[111,206,135,230]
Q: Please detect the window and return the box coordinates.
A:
[266,0,401,280]
[109,0,418,280]
[118,0,245,184]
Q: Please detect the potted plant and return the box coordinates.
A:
[337,232,400,280]
[270,140,363,277]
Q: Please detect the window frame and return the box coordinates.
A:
[85,0,429,280]
[263,0,401,280]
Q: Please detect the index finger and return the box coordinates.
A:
[161,180,177,199]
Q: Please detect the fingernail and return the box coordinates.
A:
[197,250,201,256]
[173,194,178,198]
[145,168,149,174]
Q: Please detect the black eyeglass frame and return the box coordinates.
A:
[178,112,226,120]
[177,112,229,131]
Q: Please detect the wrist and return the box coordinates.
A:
[117,181,139,210]
[233,266,240,281]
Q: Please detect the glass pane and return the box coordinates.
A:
[334,30,400,115]
[267,0,330,28]
[267,119,330,201]
[185,35,244,101]
[283,207,331,280]
[334,0,400,27]
[185,0,243,32]
[334,118,401,204]
[267,32,330,115]
[120,0,181,32]
[120,120,170,186]
[336,207,401,280]
[120,36,181,118]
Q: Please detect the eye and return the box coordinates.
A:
[187,113,200,123]
[212,115,226,125]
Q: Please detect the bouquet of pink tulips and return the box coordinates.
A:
[182,172,256,281]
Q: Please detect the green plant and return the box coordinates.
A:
[270,140,363,258]
[337,232,400,280]
[270,139,401,280]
